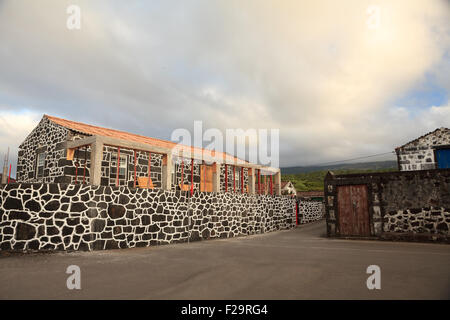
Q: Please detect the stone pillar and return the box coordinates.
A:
[274,170,281,196]
[248,168,255,194]
[89,141,104,186]
[1,166,7,184]
[162,153,173,190]
[212,162,221,193]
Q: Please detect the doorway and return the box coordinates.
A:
[337,184,370,236]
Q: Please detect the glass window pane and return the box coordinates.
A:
[37,152,45,166]
[112,153,127,177]
[119,155,127,176]
[36,152,46,178]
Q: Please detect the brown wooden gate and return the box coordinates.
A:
[337,184,370,236]
[200,164,213,192]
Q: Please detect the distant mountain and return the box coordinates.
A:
[281,160,397,175]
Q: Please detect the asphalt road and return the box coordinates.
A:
[1,220,449,299]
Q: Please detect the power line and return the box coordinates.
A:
[306,151,396,167]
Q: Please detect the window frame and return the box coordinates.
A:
[36,151,46,178]
[171,161,177,186]
[118,154,127,177]
[112,153,128,178]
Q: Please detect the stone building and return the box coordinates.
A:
[395,127,450,171]
[324,170,450,243]
[16,115,281,194]
[281,181,296,196]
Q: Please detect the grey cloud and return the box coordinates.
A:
[0,0,449,170]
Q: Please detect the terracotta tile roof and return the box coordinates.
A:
[45,115,247,164]
[281,181,290,188]
[296,190,324,198]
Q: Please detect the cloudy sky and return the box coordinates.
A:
[0,0,449,175]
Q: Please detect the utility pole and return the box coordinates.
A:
[1,147,9,184]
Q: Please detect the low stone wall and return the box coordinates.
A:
[298,200,324,224]
[0,183,295,251]
[325,169,450,242]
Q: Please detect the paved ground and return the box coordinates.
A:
[1,220,449,299]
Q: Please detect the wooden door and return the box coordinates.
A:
[337,185,370,236]
[200,164,213,192]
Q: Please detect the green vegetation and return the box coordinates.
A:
[282,168,396,192]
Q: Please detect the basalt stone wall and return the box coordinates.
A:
[0,183,295,251]
[325,169,450,242]
[298,200,325,224]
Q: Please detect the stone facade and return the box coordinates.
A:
[0,183,295,251]
[17,117,72,183]
[298,200,324,224]
[396,127,450,171]
[16,117,169,189]
[16,116,254,193]
[325,169,450,242]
